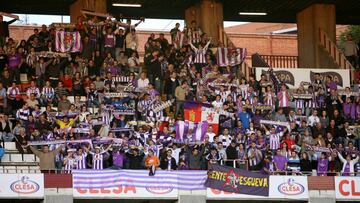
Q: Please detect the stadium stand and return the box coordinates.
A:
[0,9,358,177]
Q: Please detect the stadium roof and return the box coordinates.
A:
[1,0,360,24]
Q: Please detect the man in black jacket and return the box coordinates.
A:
[160,149,177,170]
[164,72,180,113]
[46,56,68,87]
[0,13,19,47]
[126,148,144,169]
[146,51,162,86]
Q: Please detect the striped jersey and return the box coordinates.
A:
[26,87,40,97]
[264,92,274,106]
[277,91,289,107]
[269,133,281,150]
[42,87,55,99]
[245,92,256,104]
[74,153,88,169]
[189,41,210,64]
[90,151,105,170]
[239,84,248,98]
[16,108,30,120]
[64,157,75,173]
[247,148,261,166]
[138,99,152,115]
[216,90,230,103]
[7,87,20,98]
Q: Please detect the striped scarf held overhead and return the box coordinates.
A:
[72,128,90,134]
[146,116,174,123]
[112,76,131,83]
[152,99,174,113]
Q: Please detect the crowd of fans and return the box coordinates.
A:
[0,14,359,176]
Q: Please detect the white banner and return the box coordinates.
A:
[255,68,350,88]
[74,186,178,199]
[206,188,267,200]
[269,176,308,199]
[207,176,308,200]
[0,174,44,198]
[335,177,360,200]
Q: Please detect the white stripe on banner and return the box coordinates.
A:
[72,170,207,190]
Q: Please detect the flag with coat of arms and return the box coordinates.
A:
[183,101,219,136]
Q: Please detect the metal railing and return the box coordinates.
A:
[257,54,298,68]
[219,159,248,170]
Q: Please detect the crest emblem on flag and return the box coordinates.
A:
[189,110,196,122]
[64,32,75,50]
[206,112,215,123]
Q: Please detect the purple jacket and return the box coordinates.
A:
[112,151,125,168]
[8,53,22,69]
[274,155,288,171]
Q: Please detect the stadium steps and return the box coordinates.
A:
[3,142,18,153]
[0,165,40,173]
[1,142,40,173]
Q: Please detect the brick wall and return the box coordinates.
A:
[227,33,298,56]
[9,25,39,42]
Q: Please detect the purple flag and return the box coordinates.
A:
[175,121,189,141]
[176,121,208,142]
[192,121,209,142]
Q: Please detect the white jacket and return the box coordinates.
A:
[338,152,359,175]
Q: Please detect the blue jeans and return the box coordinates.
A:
[0,132,14,142]
[175,101,184,118]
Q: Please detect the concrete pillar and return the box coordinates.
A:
[308,190,336,203]
[185,0,224,44]
[297,4,337,68]
[69,0,107,23]
[44,188,73,203]
[178,195,206,203]
[175,189,206,203]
